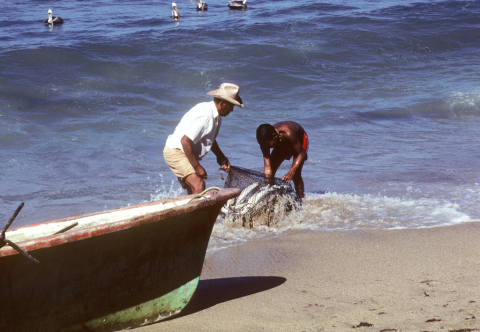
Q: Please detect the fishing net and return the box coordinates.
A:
[220,166,301,228]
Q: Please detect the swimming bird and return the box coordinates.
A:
[170,2,180,19]
[196,0,208,11]
[44,9,64,25]
[226,0,247,10]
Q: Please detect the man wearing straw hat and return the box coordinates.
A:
[164,83,244,194]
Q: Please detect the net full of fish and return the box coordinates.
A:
[220,166,301,228]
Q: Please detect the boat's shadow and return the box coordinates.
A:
[164,276,286,320]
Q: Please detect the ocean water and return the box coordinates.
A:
[1,0,479,251]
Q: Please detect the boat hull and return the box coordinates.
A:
[0,188,240,331]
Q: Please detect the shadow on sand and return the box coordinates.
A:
[163,276,286,321]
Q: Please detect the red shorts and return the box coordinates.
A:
[302,131,309,153]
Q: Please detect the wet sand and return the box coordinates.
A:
[133,222,480,332]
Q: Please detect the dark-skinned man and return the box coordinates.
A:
[256,121,308,198]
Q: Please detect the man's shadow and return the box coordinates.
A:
[163,276,286,321]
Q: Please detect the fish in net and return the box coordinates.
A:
[220,166,301,228]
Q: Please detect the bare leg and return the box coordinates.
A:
[184,173,205,194]
[293,175,305,198]
[292,159,305,198]
[177,178,192,195]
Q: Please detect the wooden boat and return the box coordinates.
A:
[0,187,240,331]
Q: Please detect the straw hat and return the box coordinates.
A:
[207,83,244,107]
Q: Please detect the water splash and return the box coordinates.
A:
[207,191,472,254]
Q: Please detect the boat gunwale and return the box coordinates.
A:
[0,188,240,258]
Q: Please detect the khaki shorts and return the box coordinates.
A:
[163,146,196,184]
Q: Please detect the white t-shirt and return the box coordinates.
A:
[165,101,221,160]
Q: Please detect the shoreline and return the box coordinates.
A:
[132,222,480,331]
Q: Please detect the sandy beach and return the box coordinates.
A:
[132,222,480,332]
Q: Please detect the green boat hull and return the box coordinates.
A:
[0,188,240,331]
[77,276,200,331]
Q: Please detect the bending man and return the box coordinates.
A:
[256,121,308,198]
[164,83,244,194]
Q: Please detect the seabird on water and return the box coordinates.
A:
[44,9,64,25]
[171,2,180,19]
[196,0,208,11]
[226,0,247,10]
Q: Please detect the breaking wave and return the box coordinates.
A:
[207,191,472,255]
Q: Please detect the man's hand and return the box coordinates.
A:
[194,165,207,179]
[282,171,294,183]
[220,160,231,172]
[264,166,274,185]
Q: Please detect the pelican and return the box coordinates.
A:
[170,2,180,19]
[196,0,208,11]
[227,0,247,10]
[44,9,64,25]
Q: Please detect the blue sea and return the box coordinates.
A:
[1,0,479,250]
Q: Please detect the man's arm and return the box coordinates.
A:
[211,141,231,171]
[259,144,274,181]
[181,135,207,179]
